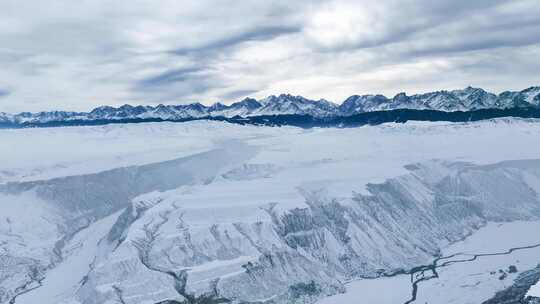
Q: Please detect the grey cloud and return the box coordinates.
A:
[132,16,302,104]
[403,25,540,58]
[171,25,301,55]
[0,89,10,98]
[135,67,207,89]
[219,89,260,101]
[1,0,539,112]
[131,67,228,104]
[307,0,537,54]
[132,24,300,103]
[310,0,540,74]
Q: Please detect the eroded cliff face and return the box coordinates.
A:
[3,158,540,304]
[0,141,256,304]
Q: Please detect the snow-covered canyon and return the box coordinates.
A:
[2,119,540,304]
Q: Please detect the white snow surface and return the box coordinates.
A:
[415,221,540,304]
[0,121,271,183]
[528,282,540,298]
[3,118,540,304]
[2,118,540,186]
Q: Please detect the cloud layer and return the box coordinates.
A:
[1,0,539,112]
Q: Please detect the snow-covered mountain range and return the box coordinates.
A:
[1,86,539,124]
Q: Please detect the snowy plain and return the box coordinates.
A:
[2,119,540,304]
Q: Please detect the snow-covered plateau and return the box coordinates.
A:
[2,118,540,304]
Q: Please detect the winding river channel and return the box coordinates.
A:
[396,242,540,304]
[318,221,540,304]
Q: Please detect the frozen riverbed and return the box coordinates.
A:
[319,221,540,304]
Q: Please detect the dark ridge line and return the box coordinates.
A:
[2,107,540,129]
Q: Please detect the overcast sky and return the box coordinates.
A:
[1,0,540,112]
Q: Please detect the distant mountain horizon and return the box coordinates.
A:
[1,86,539,124]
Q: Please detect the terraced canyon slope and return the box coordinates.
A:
[2,119,540,304]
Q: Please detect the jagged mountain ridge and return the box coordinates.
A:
[1,86,540,124]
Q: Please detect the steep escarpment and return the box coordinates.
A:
[50,160,540,304]
[0,142,256,304]
[3,158,540,304]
